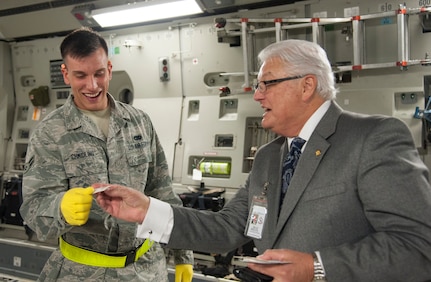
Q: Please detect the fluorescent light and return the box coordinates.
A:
[91,0,203,28]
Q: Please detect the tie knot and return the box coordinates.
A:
[291,137,306,151]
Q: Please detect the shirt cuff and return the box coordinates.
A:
[136,197,174,244]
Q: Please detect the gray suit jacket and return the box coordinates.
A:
[169,102,431,281]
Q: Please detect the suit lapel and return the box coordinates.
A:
[263,138,287,246]
[270,102,342,248]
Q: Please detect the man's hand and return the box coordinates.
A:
[60,187,94,226]
[93,183,150,224]
[175,264,193,282]
[247,249,314,282]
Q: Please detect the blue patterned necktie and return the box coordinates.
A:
[281,137,306,203]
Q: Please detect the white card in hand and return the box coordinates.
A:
[93,186,110,194]
[239,256,291,264]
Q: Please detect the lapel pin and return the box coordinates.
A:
[315,150,321,156]
[262,182,269,196]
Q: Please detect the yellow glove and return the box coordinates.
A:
[60,187,94,226]
[175,264,193,282]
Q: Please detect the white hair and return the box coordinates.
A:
[258,39,338,100]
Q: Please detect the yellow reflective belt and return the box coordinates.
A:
[59,236,154,268]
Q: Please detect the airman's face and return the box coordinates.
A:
[61,47,112,111]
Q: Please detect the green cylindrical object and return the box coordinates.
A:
[199,162,231,175]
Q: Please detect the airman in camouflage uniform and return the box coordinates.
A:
[19,27,193,282]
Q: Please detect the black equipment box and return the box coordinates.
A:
[0,175,24,226]
[179,187,225,212]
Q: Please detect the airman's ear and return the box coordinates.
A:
[60,63,70,85]
[108,60,113,80]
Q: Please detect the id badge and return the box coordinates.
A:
[245,196,268,239]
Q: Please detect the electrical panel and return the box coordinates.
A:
[50,60,69,89]
[159,57,170,82]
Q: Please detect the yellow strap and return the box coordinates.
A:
[59,236,154,268]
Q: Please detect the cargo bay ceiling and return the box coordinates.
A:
[0,0,304,41]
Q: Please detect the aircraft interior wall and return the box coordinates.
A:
[0,41,14,173]
[1,0,431,192]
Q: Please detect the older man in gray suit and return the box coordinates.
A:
[95,39,431,282]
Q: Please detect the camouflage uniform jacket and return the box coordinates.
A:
[20,94,193,281]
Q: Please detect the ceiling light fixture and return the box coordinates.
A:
[91,0,204,28]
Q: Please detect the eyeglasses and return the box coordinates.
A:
[254,75,304,93]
